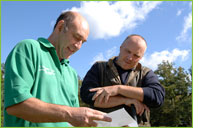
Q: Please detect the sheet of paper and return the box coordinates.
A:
[95,108,138,127]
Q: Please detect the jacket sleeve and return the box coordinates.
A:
[142,70,165,108]
[80,62,101,106]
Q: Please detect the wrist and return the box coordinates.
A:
[124,98,133,106]
[117,85,122,94]
[62,106,73,122]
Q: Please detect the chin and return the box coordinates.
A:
[65,54,73,59]
[121,65,130,70]
[124,65,134,70]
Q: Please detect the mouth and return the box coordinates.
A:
[67,47,74,53]
[124,60,131,64]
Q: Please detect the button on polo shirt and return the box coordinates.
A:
[4,38,79,127]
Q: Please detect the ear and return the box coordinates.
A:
[54,20,65,33]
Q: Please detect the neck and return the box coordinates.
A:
[47,34,55,46]
[115,57,123,68]
[47,34,61,61]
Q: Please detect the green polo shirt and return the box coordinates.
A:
[4,38,79,127]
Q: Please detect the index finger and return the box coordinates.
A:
[92,110,112,122]
[92,90,103,100]
[144,104,150,112]
[92,114,112,122]
[90,88,101,92]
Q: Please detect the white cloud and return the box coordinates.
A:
[66,1,162,39]
[106,47,117,59]
[140,49,190,70]
[90,53,105,65]
[176,9,182,16]
[176,12,192,42]
[90,46,117,65]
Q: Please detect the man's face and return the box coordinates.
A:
[117,38,146,70]
[58,18,89,60]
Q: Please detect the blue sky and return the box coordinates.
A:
[1,1,192,79]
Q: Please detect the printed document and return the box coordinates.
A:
[95,108,138,127]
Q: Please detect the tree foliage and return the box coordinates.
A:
[1,63,5,126]
[151,61,192,126]
[77,76,89,107]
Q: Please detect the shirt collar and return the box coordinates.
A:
[37,37,55,49]
[113,57,136,71]
[60,59,70,66]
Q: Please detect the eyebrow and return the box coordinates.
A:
[125,47,140,57]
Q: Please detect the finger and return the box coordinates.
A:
[89,88,101,92]
[104,94,110,103]
[134,104,139,115]
[135,103,143,115]
[91,114,112,122]
[139,107,144,116]
[81,118,90,127]
[89,120,98,127]
[140,104,145,115]
[91,110,112,122]
[137,106,141,115]
[92,90,103,100]
[97,92,105,103]
[144,104,150,112]
[92,109,107,115]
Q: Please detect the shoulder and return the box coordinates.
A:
[92,61,108,71]
[7,39,40,59]
[141,66,152,76]
[93,61,107,68]
[14,39,40,52]
[141,66,159,80]
[95,61,107,65]
[17,39,39,46]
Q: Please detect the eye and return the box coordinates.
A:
[126,49,131,54]
[134,54,141,59]
[74,35,81,42]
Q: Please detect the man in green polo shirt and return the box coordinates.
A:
[4,11,111,127]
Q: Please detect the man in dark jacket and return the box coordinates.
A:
[80,34,165,126]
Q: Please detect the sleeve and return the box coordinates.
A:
[80,62,101,106]
[142,70,165,108]
[4,41,36,108]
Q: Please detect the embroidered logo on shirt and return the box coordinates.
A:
[39,66,55,75]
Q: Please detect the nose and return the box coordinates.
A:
[74,41,82,49]
[127,54,133,61]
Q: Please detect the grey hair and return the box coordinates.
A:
[53,11,76,32]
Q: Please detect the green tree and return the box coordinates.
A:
[1,63,5,126]
[77,75,89,107]
[150,61,192,126]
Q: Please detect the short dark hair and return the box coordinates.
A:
[122,34,147,47]
[53,11,76,31]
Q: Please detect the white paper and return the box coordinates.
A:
[95,108,138,127]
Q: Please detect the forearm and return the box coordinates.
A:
[118,85,144,102]
[94,96,127,108]
[6,97,70,123]
[94,95,148,116]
